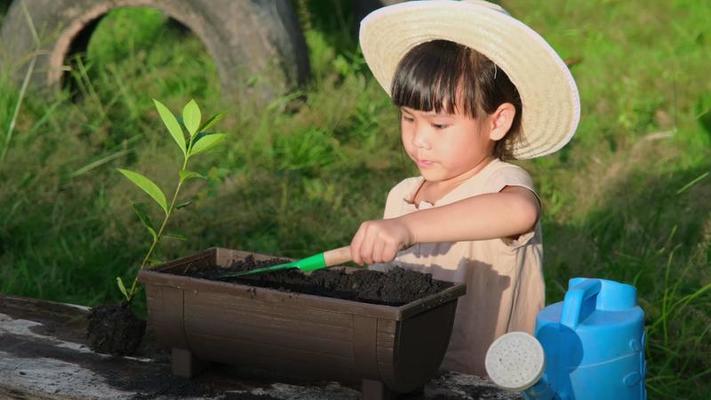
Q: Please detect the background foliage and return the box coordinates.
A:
[0,1,709,398]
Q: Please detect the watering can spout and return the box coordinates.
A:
[524,379,556,400]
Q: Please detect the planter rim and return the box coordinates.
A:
[138,247,466,321]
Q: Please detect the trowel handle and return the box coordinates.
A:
[323,246,352,267]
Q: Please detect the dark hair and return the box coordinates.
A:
[391,40,523,160]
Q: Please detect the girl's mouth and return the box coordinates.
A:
[416,159,434,168]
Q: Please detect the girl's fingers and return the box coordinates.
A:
[372,237,386,263]
[361,224,377,264]
[352,220,406,265]
[350,223,367,265]
[383,243,398,263]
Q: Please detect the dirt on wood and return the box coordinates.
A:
[86,302,146,356]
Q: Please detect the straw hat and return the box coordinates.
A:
[359,0,580,159]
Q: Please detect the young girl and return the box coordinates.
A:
[353,0,580,376]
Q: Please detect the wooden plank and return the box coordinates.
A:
[0,294,520,399]
[376,318,396,384]
[185,290,355,356]
[352,315,379,379]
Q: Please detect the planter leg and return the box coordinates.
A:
[171,348,208,378]
[361,379,396,400]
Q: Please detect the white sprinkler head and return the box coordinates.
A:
[485,331,545,391]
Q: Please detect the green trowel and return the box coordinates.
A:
[223,246,352,277]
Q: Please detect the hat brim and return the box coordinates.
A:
[359,0,580,159]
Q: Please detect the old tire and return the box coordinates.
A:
[0,0,309,102]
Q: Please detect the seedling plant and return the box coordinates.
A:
[116,98,225,303]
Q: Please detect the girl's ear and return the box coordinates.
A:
[488,103,516,141]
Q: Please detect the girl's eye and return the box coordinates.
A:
[432,123,449,129]
[402,115,414,123]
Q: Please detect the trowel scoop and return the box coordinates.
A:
[223,245,352,277]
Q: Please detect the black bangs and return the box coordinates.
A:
[391,40,478,118]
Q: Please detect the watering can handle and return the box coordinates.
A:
[561,279,601,329]
[323,246,352,267]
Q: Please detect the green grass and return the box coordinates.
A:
[1,1,710,398]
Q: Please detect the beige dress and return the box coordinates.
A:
[373,158,545,377]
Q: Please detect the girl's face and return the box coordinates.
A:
[400,106,495,183]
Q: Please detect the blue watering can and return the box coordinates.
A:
[485,277,646,400]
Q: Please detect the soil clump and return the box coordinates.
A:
[86,302,146,356]
[176,255,451,306]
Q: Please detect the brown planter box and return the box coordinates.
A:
[138,247,466,398]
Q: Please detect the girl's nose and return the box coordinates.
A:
[412,127,432,150]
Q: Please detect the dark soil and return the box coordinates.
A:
[175,255,451,306]
[86,302,146,356]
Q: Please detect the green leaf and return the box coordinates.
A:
[198,112,224,133]
[190,131,207,147]
[182,99,201,137]
[147,258,165,267]
[190,133,226,156]
[116,277,129,300]
[164,232,187,241]
[153,99,186,156]
[176,200,192,209]
[118,168,168,215]
[132,203,157,241]
[179,170,206,182]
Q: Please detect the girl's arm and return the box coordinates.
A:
[349,186,539,265]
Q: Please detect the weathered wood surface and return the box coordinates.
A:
[0,294,521,399]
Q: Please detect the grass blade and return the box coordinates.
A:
[675,171,709,195]
[70,149,129,178]
[1,0,40,164]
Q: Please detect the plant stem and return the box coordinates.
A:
[126,156,190,302]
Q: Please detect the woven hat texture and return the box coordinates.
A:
[359,0,580,159]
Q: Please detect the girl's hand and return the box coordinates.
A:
[350,217,414,265]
